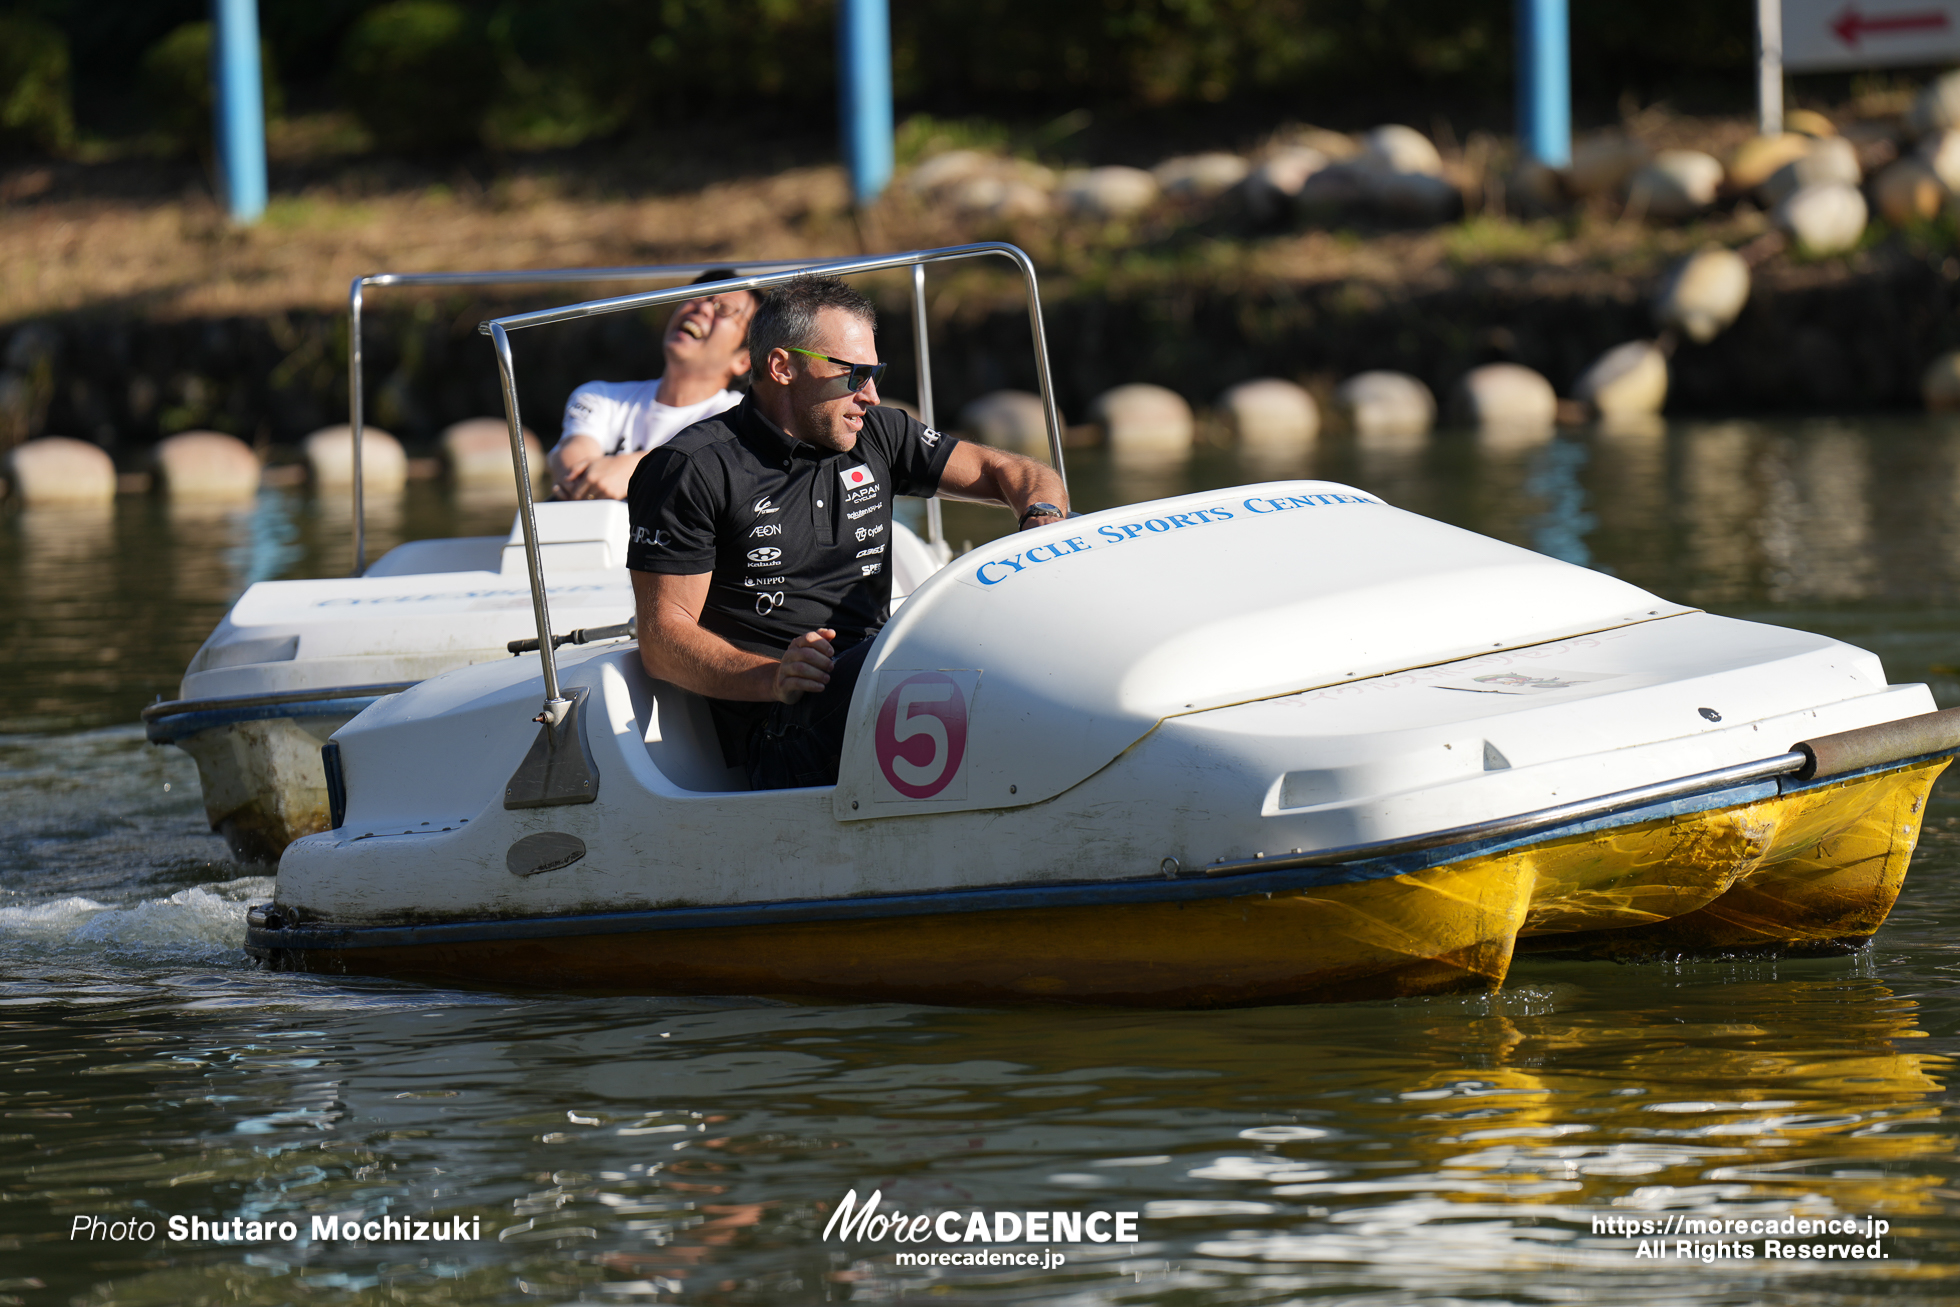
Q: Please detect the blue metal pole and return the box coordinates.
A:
[837,0,894,205]
[1516,0,1571,169]
[211,0,267,222]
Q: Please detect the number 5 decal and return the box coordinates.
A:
[873,671,980,800]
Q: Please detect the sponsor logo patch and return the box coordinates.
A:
[854,523,886,541]
[846,505,880,521]
[860,562,882,576]
[750,522,782,537]
[840,465,877,491]
[743,575,786,587]
[752,497,780,515]
[855,544,885,558]
[754,591,785,615]
[630,527,671,547]
[919,425,943,448]
[746,547,782,565]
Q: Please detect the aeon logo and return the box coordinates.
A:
[874,672,970,799]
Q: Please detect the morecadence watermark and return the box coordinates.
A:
[823,1188,1141,1274]
[1592,1213,1891,1261]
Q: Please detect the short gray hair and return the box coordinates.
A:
[748,275,876,370]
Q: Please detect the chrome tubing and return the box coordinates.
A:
[489,322,564,717]
[347,276,365,576]
[342,258,825,577]
[478,243,1067,480]
[909,262,945,549]
[478,243,1069,720]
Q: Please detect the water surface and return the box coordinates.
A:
[3,418,1959,1304]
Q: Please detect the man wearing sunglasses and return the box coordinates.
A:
[547,268,759,501]
[625,273,1068,789]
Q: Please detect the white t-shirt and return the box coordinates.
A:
[557,378,740,457]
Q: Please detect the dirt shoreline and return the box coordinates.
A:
[6,114,1959,453]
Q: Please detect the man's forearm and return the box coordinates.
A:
[940,446,1067,516]
[640,617,780,702]
[980,455,1066,518]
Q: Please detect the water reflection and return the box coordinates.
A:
[8,416,1960,1302]
[1,944,1950,1305]
[223,489,306,588]
[1676,422,1762,606]
[1523,438,1595,567]
[1761,427,1876,604]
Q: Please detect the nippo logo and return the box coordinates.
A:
[875,672,970,799]
[840,465,878,490]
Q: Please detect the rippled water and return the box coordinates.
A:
[4,419,1960,1304]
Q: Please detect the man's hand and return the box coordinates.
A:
[558,451,644,501]
[775,628,837,704]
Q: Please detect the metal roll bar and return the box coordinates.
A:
[345,258,840,577]
[477,241,1067,725]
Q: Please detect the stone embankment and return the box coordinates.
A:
[12,81,1960,495]
[3,236,1958,502]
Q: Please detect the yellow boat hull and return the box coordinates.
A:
[265,759,1945,1007]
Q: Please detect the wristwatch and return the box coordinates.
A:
[1018,502,1065,527]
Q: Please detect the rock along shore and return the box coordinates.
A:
[4,244,1955,462]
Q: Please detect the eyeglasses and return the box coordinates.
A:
[787,347,887,392]
[683,293,749,319]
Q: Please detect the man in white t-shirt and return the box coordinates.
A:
[548,268,760,500]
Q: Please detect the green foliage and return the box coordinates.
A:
[639,0,836,114]
[29,0,1769,152]
[890,0,1513,111]
[0,13,76,155]
[894,115,1012,168]
[481,3,631,151]
[141,22,286,157]
[336,1,497,151]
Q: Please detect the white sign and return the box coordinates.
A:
[1783,0,1960,71]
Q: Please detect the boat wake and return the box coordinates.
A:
[0,876,274,965]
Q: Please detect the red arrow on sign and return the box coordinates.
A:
[1831,3,1952,47]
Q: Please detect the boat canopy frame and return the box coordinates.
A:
[474,242,1068,725]
[346,257,841,577]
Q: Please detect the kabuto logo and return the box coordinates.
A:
[746,547,782,566]
[840,465,878,491]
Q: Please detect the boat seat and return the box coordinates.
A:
[621,660,750,792]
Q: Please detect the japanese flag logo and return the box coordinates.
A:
[840,465,877,491]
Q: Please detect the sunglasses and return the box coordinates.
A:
[787,347,887,392]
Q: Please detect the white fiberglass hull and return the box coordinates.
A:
[252,481,1955,1004]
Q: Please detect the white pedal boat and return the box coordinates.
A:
[147,502,945,860]
[146,256,946,862]
[245,245,1960,1007]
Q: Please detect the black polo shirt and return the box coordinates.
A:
[625,395,958,760]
